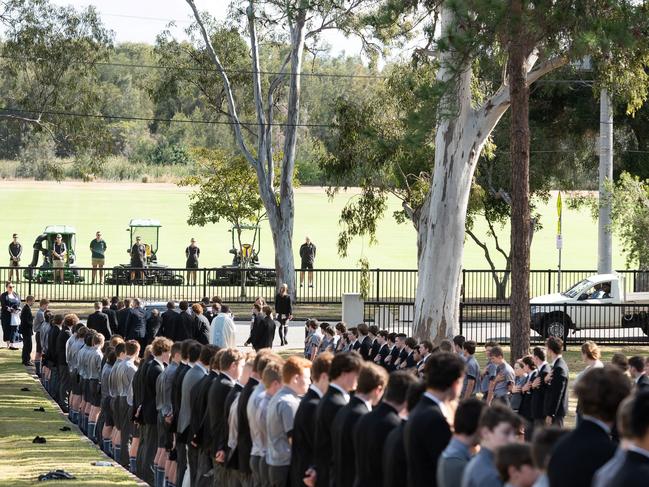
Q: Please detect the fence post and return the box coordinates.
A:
[547,269,552,295]
[459,302,464,337]
[116,279,120,300]
[202,268,208,299]
[375,269,380,302]
[27,270,32,297]
[461,269,466,301]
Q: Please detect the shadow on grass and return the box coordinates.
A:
[0,350,139,486]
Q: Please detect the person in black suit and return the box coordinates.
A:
[87,301,112,340]
[383,380,425,487]
[19,295,34,366]
[190,347,222,487]
[139,337,172,486]
[607,391,649,487]
[354,370,417,487]
[382,333,399,371]
[101,298,118,337]
[543,337,569,426]
[399,337,418,370]
[368,325,380,361]
[373,331,390,369]
[125,298,147,353]
[260,305,277,349]
[290,352,333,487]
[55,314,76,413]
[174,301,196,342]
[208,349,245,487]
[548,365,632,487]
[116,299,131,337]
[529,346,550,430]
[169,340,196,482]
[222,365,245,481]
[357,324,373,360]
[158,301,178,339]
[629,356,649,393]
[309,352,363,487]
[404,352,465,487]
[332,363,388,487]
[244,304,265,351]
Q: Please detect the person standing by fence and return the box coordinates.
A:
[19,295,34,365]
[8,234,22,283]
[1,281,21,350]
[90,231,107,285]
[275,284,292,347]
[185,238,200,286]
[52,234,67,284]
[299,237,316,288]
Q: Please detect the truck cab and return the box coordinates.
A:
[529,273,649,337]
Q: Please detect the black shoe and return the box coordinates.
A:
[8,346,19,350]
[59,426,71,431]
[32,436,46,444]
[33,406,45,412]
[20,387,30,391]
[23,362,34,367]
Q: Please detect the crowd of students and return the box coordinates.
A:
[22,294,649,487]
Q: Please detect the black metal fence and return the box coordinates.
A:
[363,301,414,335]
[0,266,417,304]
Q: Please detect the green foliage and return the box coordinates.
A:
[146,139,192,165]
[358,257,371,300]
[179,148,266,230]
[15,132,62,180]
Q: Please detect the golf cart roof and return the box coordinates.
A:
[43,225,76,235]
[129,219,161,228]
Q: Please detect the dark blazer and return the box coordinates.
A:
[543,357,569,419]
[531,363,550,420]
[331,396,371,487]
[87,310,112,340]
[314,385,348,487]
[290,387,321,487]
[359,336,372,360]
[237,377,259,475]
[190,370,220,449]
[174,312,195,342]
[171,362,191,433]
[376,344,390,369]
[606,450,649,487]
[46,325,61,366]
[19,304,33,335]
[207,373,236,454]
[159,309,179,339]
[636,374,649,393]
[224,382,244,468]
[193,316,210,345]
[382,421,407,487]
[404,351,417,369]
[387,346,400,371]
[142,359,164,425]
[146,315,162,343]
[275,293,292,316]
[369,339,380,361]
[55,326,71,366]
[403,395,452,487]
[353,401,401,487]
[125,307,146,340]
[246,314,265,350]
[116,307,130,337]
[352,340,361,352]
[547,419,617,487]
[260,316,276,348]
[102,307,118,336]
[132,357,152,423]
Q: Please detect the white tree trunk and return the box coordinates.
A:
[412,8,567,342]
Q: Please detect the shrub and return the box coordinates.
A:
[16,133,62,180]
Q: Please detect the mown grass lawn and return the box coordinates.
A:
[0,181,626,272]
[0,349,139,486]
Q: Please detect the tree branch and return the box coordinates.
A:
[185,0,257,167]
[0,112,55,137]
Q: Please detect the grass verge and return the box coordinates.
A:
[0,349,139,487]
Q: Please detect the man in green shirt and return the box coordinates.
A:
[90,231,107,284]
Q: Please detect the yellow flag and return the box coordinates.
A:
[557,192,562,235]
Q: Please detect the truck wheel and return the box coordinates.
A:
[543,315,568,339]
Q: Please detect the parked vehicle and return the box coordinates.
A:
[530,273,649,338]
[23,225,84,283]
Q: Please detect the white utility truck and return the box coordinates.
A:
[530,273,649,338]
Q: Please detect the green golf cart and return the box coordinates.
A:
[23,225,84,283]
[104,219,184,285]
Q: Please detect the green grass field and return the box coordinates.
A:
[0,181,625,272]
[0,349,138,486]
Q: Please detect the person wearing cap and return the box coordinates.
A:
[89,231,107,284]
[8,234,22,283]
[130,236,146,283]
[185,238,200,286]
[51,234,67,284]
